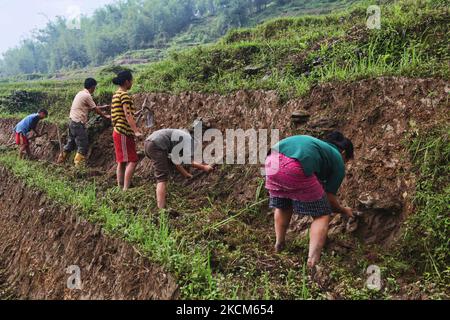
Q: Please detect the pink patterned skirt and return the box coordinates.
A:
[265,151,325,202]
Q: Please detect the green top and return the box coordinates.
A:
[272,135,345,195]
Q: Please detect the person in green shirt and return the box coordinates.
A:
[265,131,354,268]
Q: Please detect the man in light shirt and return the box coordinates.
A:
[57,78,110,167]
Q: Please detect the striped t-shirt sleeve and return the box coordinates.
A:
[121,92,134,115]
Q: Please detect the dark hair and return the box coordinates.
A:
[84,78,97,90]
[325,131,354,159]
[112,71,133,86]
[38,109,48,117]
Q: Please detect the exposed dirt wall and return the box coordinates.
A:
[133,77,449,245]
[0,167,179,300]
[1,76,449,247]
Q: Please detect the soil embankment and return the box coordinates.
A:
[0,167,179,300]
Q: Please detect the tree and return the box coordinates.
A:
[0,0,303,76]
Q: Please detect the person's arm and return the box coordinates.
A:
[123,103,142,136]
[175,165,193,179]
[94,106,111,120]
[324,155,354,217]
[192,161,214,173]
[96,105,110,110]
[87,94,110,120]
[30,128,41,137]
[30,117,42,137]
[327,193,353,218]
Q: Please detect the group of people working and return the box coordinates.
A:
[13,71,354,267]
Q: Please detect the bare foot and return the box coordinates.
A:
[274,242,286,253]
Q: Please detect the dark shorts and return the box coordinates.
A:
[269,194,332,217]
[64,121,89,155]
[144,140,170,183]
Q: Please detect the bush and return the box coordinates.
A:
[0,90,47,114]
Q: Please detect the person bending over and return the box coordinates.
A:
[145,128,213,209]
[14,109,48,159]
[265,131,354,268]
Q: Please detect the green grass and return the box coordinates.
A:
[0,152,321,299]
[0,152,318,299]
[134,0,448,97]
[0,152,218,299]
[0,0,448,299]
[402,127,450,286]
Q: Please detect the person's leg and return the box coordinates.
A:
[19,145,27,159]
[274,207,293,253]
[74,124,89,167]
[117,162,126,188]
[123,162,137,191]
[19,134,31,159]
[156,181,168,209]
[59,123,77,163]
[25,145,32,159]
[307,214,330,268]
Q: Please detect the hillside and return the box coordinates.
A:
[0,0,448,300]
[0,0,358,79]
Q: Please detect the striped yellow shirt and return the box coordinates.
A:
[111,89,135,136]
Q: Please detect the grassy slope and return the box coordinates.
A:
[135,0,448,96]
[0,0,448,299]
[0,0,358,83]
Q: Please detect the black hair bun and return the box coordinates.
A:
[326,131,345,142]
[112,70,133,85]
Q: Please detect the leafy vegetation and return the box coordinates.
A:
[1,0,447,124]
[0,0,355,77]
[402,127,450,288]
[0,152,218,298]
[0,152,322,299]
[0,0,448,299]
[135,0,449,97]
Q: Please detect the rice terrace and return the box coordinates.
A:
[0,0,448,305]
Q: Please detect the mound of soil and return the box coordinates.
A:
[0,167,179,300]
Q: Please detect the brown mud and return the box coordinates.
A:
[0,167,179,300]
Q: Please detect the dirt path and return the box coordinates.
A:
[0,166,179,300]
